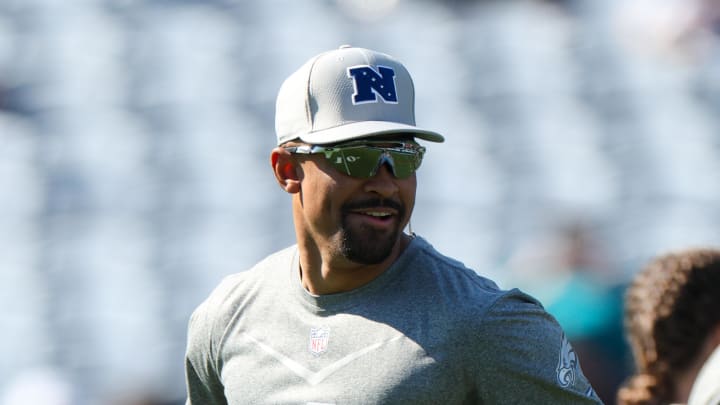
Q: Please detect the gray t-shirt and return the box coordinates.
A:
[185,236,603,404]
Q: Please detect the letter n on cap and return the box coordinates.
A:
[347,65,398,105]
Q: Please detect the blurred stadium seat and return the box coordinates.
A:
[0,0,719,403]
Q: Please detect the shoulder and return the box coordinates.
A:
[409,236,500,289]
[409,237,601,403]
[407,236,535,313]
[403,238,559,345]
[206,245,294,299]
[187,245,297,338]
[185,245,297,383]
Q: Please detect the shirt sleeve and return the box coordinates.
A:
[471,289,605,404]
[184,299,228,405]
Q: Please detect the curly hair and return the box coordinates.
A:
[617,248,720,405]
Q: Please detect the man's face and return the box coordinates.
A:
[293,141,417,265]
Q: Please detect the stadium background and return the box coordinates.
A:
[1,0,719,404]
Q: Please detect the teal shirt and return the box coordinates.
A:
[185,236,603,404]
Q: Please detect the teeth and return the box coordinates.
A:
[366,211,390,217]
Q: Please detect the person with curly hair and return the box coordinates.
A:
[618,248,720,405]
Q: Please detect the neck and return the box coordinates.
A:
[672,329,720,403]
[298,233,412,295]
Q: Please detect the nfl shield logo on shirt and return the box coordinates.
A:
[309,327,330,356]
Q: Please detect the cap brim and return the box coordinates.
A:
[298,121,444,145]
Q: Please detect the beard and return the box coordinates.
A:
[339,198,406,265]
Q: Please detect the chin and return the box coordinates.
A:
[341,229,399,265]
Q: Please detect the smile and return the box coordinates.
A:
[347,209,397,227]
[364,211,392,218]
[342,198,405,227]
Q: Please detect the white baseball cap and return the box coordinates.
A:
[275,45,444,145]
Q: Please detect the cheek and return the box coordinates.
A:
[318,188,335,218]
[302,170,343,218]
[406,180,418,219]
[401,177,418,203]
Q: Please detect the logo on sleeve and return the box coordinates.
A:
[556,333,578,388]
[346,65,398,104]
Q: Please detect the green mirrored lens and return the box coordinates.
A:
[388,152,422,178]
[285,142,424,179]
[324,147,382,178]
[324,145,423,179]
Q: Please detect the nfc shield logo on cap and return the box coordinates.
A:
[274,45,444,145]
[347,65,398,104]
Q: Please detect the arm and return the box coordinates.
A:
[184,302,228,405]
[471,289,604,404]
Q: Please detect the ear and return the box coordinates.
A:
[271,147,301,193]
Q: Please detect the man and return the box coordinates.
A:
[185,45,602,404]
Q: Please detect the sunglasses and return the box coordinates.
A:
[284,140,426,179]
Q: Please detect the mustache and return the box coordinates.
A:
[342,198,404,213]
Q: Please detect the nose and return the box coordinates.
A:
[364,163,399,198]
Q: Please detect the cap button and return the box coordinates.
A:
[339,44,352,49]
